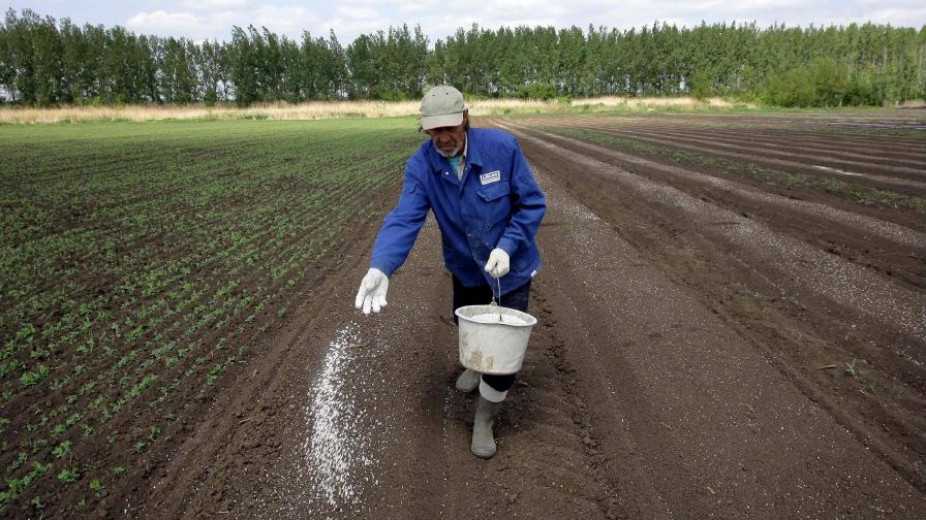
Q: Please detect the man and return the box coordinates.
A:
[354,85,546,458]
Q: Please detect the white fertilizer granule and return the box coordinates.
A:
[303,323,377,510]
[469,313,530,325]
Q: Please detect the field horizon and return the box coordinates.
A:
[0,96,766,124]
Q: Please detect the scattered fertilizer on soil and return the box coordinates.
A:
[303,323,379,511]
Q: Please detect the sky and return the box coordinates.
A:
[6,1,926,45]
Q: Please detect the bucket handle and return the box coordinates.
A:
[490,276,502,306]
[490,276,503,321]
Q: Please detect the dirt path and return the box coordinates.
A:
[137,119,926,519]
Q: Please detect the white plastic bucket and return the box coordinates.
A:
[454,304,538,375]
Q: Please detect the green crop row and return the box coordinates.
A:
[0,117,422,516]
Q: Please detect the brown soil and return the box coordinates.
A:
[596,125,926,184]
[59,113,926,519]
[546,116,926,191]
[506,123,926,287]
[641,126,926,164]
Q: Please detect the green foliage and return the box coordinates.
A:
[689,70,713,100]
[56,468,79,483]
[346,25,428,100]
[51,440,71,458]
[89,478,104,497]
[0,462,49,508]
[19,364,48,386]
[763,65,820,107]
[517,83,557,100]
[1,9,924,107]
[762,58,892,107]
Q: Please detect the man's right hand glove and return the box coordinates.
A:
[354,268,389,315]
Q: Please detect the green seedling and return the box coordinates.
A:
[844,358,861,378]
[20,365,49,386]
[57,468,79,483]
[89,479,105,497]
[52,440,72,458]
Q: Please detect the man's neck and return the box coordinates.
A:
[435,132,467,159]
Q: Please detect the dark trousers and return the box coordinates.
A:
[452,275,532,393]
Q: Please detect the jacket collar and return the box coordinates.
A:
[426,129,484,174]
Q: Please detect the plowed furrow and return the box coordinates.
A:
[648,126,926,165]
[506,125,926,497]
[588,125,926,182]
[502,121,926,289]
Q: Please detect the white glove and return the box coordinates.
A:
[484,248,510,278]
[354,268,389,315]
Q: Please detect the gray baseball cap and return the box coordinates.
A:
[420,85,466,130]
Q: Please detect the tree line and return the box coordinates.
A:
[1,8,924,107]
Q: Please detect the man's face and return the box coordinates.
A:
[425,113,468,157]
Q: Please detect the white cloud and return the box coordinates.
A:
[334,6,378,19]
[253,5,321,34]
[123,0,926,44]
[126,10,206,35]
[861,7,926,24]
[397,0,439,14]
[320,16,391,40]
[178,0,252,10]
[127,7,269,40]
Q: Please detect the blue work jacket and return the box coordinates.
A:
[370,127,546,296]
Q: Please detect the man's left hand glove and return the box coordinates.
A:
[484,248,510,278]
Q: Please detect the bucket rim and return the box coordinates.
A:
[454,304,537,327]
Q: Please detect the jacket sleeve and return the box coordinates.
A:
[370,156,431,276]
[496,140,546,257]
